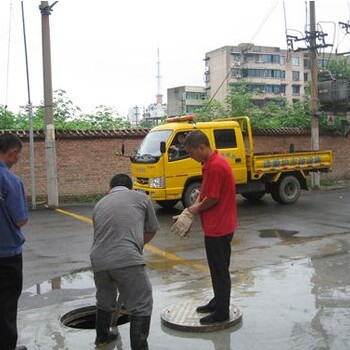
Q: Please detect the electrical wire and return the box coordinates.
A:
[5,1,13,109]
[317,21,336,68]
[283,1,292,62]
[249,0,279,43]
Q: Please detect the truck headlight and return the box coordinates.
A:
[149,177,165,188]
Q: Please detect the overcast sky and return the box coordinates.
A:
[1,0,350,117]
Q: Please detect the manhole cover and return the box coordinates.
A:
[161,301,242,332]
[60,305,130,329]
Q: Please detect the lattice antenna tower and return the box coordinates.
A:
[156,48,163,105]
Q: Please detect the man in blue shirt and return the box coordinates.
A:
[0,133,28,350]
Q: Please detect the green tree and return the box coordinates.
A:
[225,82,258,117]
[13,90,131,130]
[83,105,126,129]
[195,98,227,121]
[0,106,17,129]
[323,58,350,79]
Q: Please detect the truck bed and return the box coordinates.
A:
[248,150,333,177]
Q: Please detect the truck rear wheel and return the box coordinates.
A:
[182,182,201,208]
[272,175,301,204]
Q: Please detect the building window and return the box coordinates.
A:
[292,71,300,81]
[214,129,237,149]
[242,69,285,79]
[231,69,242,79]
[304,73,309,81]
[292,56,300,65]
[246,84,285,94]
[246,84,266,93]
[262,54,281,64]
[292,85,300,95]
[317,58,327,68]
[265,85,285,93]
[231,53,241,62]
[186,92,205,100]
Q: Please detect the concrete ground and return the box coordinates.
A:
[18,183,350,350]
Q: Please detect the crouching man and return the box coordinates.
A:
[90,173,159,349]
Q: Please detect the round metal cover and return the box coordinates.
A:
[161,301,242,332]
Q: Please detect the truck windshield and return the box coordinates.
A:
[130,130,172,163]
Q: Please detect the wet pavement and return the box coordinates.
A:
[18,185,350,349]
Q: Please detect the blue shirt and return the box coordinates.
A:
[0,161,28,257]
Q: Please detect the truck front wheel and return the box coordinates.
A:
[241,191,265,202]
[272,175,301,204]
[182,182,201,208]
[156,200,178,209]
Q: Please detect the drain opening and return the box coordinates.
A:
[60,305,130,329]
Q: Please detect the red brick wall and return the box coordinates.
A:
[12,133,350,199]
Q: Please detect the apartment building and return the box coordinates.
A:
[204,43,307,107]
[167,86,206,117]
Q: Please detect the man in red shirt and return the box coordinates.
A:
[185,130,237,325]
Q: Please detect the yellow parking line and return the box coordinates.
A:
[55,208,93,225]
[52,207,209,273]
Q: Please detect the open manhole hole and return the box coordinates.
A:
[60,305,130,329]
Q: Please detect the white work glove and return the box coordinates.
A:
[171,208,194,237]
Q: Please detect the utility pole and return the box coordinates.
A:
[39,1,59,207]
[286,2,332,188]
[309,1,320,188]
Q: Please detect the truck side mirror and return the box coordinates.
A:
[160,141,166,154]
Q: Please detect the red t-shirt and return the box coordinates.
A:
[199,150,237,237]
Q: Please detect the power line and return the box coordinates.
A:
[249,0,279,43]
[5,1,13,107]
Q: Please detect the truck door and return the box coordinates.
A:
[164,131,201,200]
[213,128,247,184]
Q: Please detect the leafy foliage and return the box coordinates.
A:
[194,98,228,121]
[0,106,18,129]
[324,58,350,79]
[1,89,131,131]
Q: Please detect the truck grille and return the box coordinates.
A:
[137,177,149,185]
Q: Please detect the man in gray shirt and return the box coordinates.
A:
[90,173,159,349]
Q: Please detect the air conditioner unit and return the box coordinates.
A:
[234,61,241,67]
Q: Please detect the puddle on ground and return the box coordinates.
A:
[23,268,95,297]
[259,229,299,239]
[19,251,350,350]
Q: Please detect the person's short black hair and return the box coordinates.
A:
[184,130,210,148]
[110,173,133,190]
[0,133,23,153]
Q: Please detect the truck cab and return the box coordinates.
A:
[130,115,247,208]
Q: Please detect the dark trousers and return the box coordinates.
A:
[0,254,23,350]
[204,234,233,316]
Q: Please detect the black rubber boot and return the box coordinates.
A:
[199,311,230,324]
[95,308,118,347]
[130,315,151,350]
[196,297,216,313]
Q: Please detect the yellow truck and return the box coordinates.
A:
[130,115,333,208]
